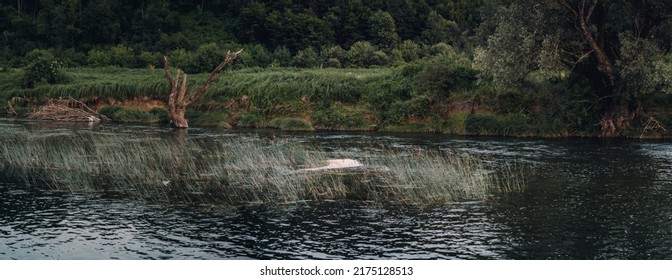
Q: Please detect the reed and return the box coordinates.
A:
[0,131,524,206]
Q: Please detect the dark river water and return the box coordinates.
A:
[2,119,672,259]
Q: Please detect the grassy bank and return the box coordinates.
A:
[0,130,522,206]
[2,61,671,138]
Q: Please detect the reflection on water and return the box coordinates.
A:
[2,118,672,259]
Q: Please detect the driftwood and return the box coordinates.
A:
[6,101,17,116]
[28,98,110,122]
[640,117,667,138]
[163,49,243,128]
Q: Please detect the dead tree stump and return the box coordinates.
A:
[163,49,243,128]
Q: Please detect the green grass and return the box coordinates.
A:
[267,117,314,131]
[0,130,524,207]
[98,105,161,123]
[3,65,642,137]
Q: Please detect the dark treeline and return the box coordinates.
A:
[3,0,672,137]
[1,0,480,69]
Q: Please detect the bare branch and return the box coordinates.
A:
[586,0,598,22]
[163,49,243,128]
[185,48,243,106]
[178,72,188,105]
[163,56,173,85]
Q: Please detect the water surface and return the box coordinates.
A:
[2,119,672,259]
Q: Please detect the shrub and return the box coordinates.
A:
[292,46,320,68]
[190,42,224,73]
[272,46,293,67]
[87,49,111,67]
[137,51,161,68]
[347,41,377,67]
[22,49,65,88]
[397,40,421,62]
[324,58,341,68]
[168,48,194,70]
[110,44,134,67]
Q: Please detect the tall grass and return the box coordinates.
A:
[0,131,523,206]
[0,130,522,205]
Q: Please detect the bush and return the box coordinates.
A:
[347,41,377,67]
[272,46,292,67]
[22,49,65,88]
[87,49,111,67]
[414,57,478,99]
[189,42,224,73]
[168,48,194,70]
[110,44,134,67]
[137,51,161,68]
[292,47,320,68]
[324,58,341,68]
[386,95,433,123]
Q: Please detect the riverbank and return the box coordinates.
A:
[2,63,671,138]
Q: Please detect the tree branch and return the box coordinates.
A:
[557,0,577,16]
[586,0,598,22]
[185,48,243,106]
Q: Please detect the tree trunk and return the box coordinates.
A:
[163,49,243,128]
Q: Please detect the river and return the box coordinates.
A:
[1,119,672,259]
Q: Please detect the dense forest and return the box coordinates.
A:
[2,0,672,137]
[1,0,482,69]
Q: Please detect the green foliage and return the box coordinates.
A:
[272,46,293,67]
[386,95,433,123]
[292,47,320,68]
[414,57,478,98]
[87,49,111,67]
[268,117,314,131]
[148,108,170,123]
[421,10,459,45]
[98,105,160,124]
[396,40,421,62]
[138,51,161,68]
[368,10,399,48]
[186,111,231,128]
[236,112,263,128]
[311,105,375,131]
[189,43,224,73]
[109,44,134,67]
[347,41,381,67]
[22,49,65,88]
[617,34,672,100]
[169,48,194,70]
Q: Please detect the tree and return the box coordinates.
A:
[368,10,399,48]
[421,10,458,45]
[476,0,672,134]
[162,49,243,128]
